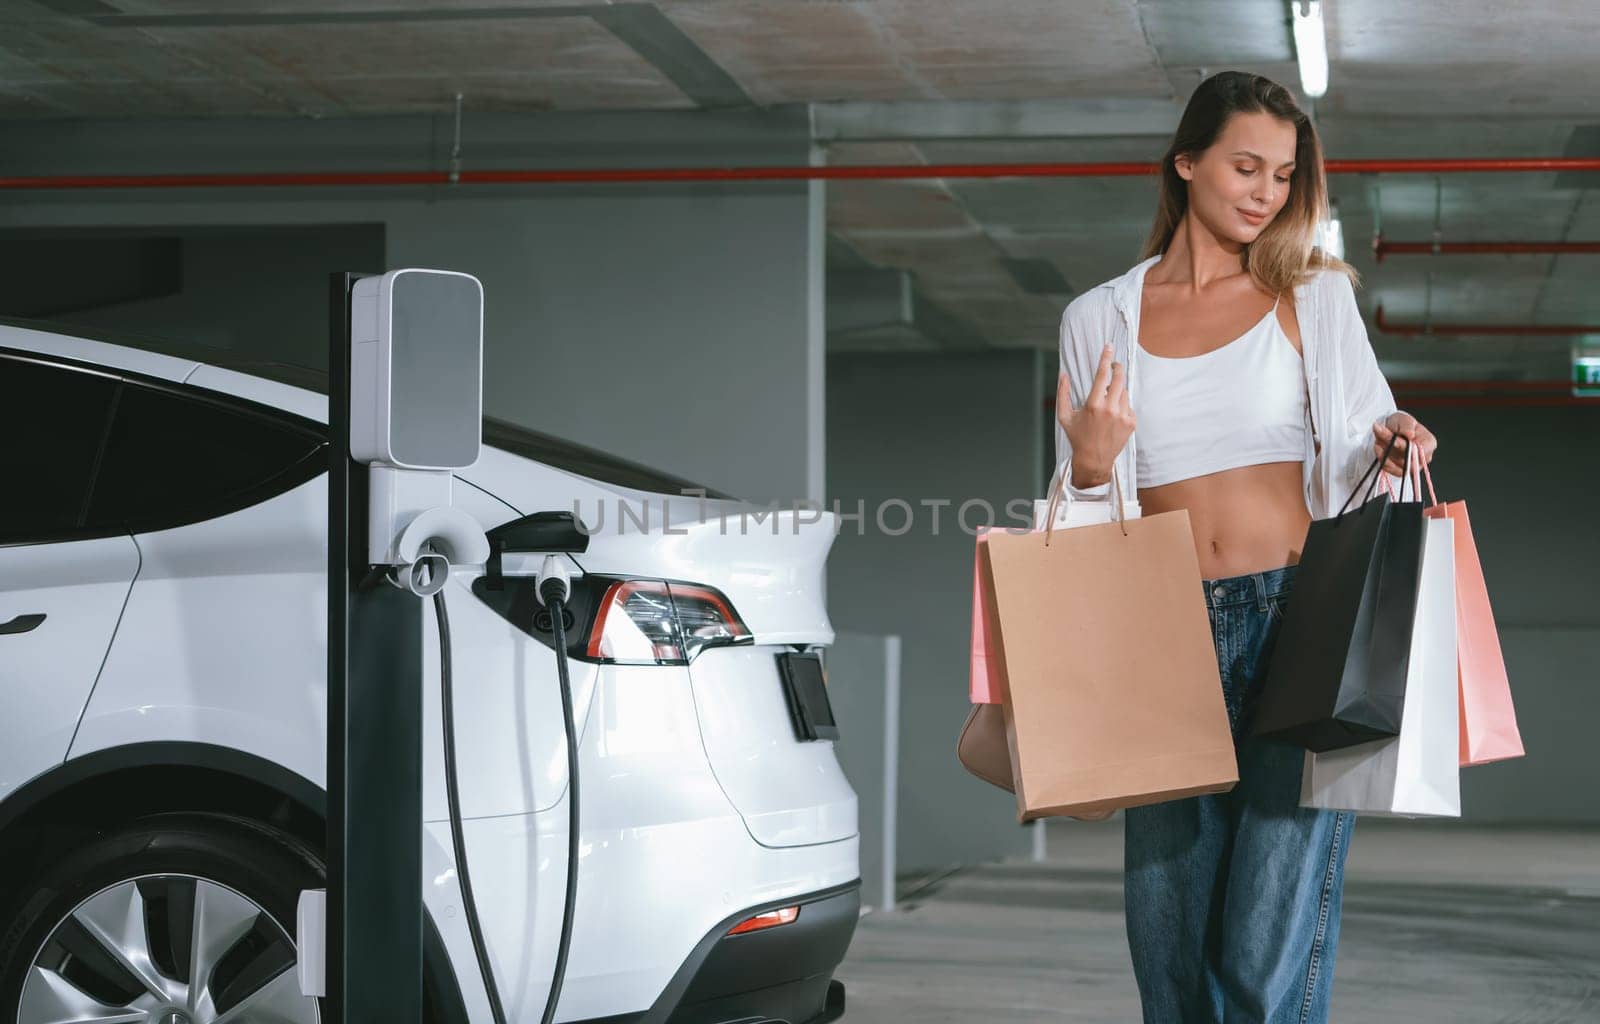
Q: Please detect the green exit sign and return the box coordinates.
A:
[1577,357,1600,397]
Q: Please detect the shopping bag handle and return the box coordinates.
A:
[1376,436,1419,503]
[1340,429,1405,517]
[1417,446,1439,507]
[1043,455,1129,546]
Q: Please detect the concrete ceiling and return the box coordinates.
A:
[3,0,1598,379]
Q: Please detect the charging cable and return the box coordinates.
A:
[433,584,509,1024]
[535,554,580,1024]
[431,551,581,1024]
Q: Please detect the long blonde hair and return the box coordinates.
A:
[1140,71,1357,295]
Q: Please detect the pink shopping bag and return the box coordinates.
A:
[1419,459,1526,766]
[969,527,1004,704]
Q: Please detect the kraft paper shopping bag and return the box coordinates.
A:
[968,462,1141,705]
[979,463,1236,821]
[959,461,1141,790]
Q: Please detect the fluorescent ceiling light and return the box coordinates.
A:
[1292,1,1329,98]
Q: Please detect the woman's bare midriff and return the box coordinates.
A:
[1138,460,1311,579]
[1131,274,1311,579]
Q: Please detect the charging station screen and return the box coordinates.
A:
[390,271,482,468]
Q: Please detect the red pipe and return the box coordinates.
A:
[1375,306,1600,336]
[3,157,1599,191]
[1328,157,1598,174]
[1374,238,1600,262]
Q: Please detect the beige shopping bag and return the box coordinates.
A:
[980,472,1237,822]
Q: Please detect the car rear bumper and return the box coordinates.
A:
[574,878,860,1024]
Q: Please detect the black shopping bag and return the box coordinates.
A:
[1251,435,1427,752]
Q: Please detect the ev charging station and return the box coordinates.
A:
[308,269,588,1024]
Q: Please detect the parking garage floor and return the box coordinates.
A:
[836,822,1600,1023]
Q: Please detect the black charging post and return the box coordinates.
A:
[326,270,426,1023]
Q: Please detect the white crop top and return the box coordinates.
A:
[1134,294,1309,489]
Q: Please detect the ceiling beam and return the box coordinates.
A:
[827,267,987,352]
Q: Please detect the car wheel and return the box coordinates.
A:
[0,812,326,1024]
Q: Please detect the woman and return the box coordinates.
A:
[1053,71,1438,1023]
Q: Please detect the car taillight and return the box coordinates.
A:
[584,579,750,665]
[669,582,751,659]
[586,579,682,663]
[726,906,800,936]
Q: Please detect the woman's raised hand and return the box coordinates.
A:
[1057,344,1135,488]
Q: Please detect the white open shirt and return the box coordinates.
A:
[1055,253,1402,520]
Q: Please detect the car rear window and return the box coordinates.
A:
[85,382,324,532]
[0,356,119,542]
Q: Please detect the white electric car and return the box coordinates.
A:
[0,319,859,1024]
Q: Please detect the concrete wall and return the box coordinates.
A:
[1407,405,1600,822]
[0,109,824,506]
[1,224,385,367]
[828,631,901,913]
[826,348,1049,872]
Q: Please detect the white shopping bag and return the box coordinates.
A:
[1031,458,1140,530]
[1299,512,1461,817]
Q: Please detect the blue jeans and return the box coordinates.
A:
[1123,563,1357,1024]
